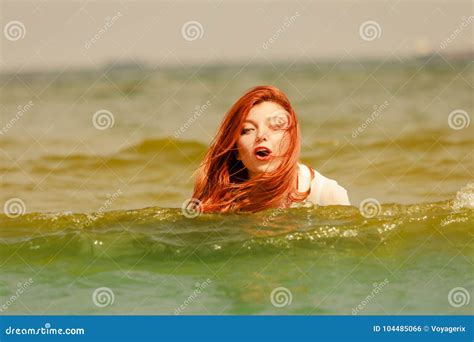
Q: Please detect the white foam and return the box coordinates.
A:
[453,183,474,210]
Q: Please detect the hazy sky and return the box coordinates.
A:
[1,0,472,72]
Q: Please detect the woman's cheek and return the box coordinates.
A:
[271,132,287,156]
[237,139,251,160]
[240,137,253,154]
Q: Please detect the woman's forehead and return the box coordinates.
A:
[246,101,285,121]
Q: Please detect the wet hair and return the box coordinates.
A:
[192,85,309,212]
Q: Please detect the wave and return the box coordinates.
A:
[306,131,473,153]
[1,184,472,260]
[6,138,208,173]
[4,133,471,174]
[120,138,207,154]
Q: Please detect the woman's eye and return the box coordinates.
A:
[241,128,254,135]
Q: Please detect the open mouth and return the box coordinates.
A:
[254,146,272,161]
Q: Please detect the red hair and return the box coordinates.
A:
[192,85,309,213]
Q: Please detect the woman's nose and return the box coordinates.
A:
[255,129,269,142]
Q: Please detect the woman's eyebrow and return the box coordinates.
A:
[243,119,257,125]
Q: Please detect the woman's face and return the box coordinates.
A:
[236,101,291,178]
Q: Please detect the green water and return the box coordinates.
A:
[0,195,473,314]
[0,59,473,314]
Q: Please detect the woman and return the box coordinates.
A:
[192,85,350,213]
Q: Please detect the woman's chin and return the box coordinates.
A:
[250,164,278,176]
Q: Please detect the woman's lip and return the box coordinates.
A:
[255,153,272,161]
[254,146,272,153]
